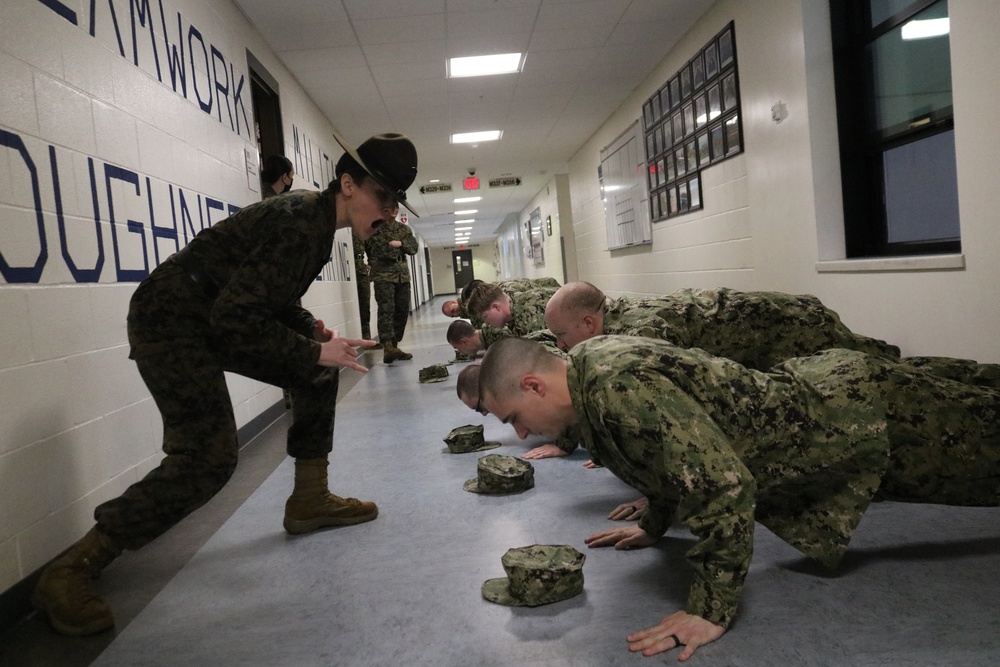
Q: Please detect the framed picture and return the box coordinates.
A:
[725,115,741,155]
[682,103,694,138]
[710,123,725,160]
[660,86,672,113]
[680,64,692,99]
[685,141,697,176]
[675,146,687,177]
[692,53,705,90]
[678,182,689,212]
[689,176,701,209]
[705,42,719,79]
[672,113,684,144]
[697,132,710,167]
[694,94,707,129]
[643,101,653,127]
[708,84,721,122]
[723,73,738,110]
[546,215,553,236]
[719,27,734,68]
[665,150,676,182]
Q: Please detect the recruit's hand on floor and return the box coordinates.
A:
[608,496,649,521]
[582,460,603,469]
[319,337,376,372]
[584,524,656,550]
[522,444,569,459]
[627,610,726,660]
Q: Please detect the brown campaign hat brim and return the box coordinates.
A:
[333,130,420,218]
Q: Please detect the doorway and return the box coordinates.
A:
[452,249,473,292]
[248,51,284,185]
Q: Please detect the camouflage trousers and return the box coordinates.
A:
[706,290,901,369]
[356,272,371,338]
[95,275,341,551]
[875,358,1000,506]
[373,280,411,342]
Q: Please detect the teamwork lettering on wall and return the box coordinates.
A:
[2,1,342,285]
[37,0,251,140]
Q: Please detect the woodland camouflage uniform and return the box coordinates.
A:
[565,335,1000,628]
[105,189,346,548]
[365,218,418,358]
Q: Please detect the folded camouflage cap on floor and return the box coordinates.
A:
[463,454,534,494]
[444,425,501,454]
[419,364,449,383]
[481,544,586,607]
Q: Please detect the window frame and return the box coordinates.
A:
[830,0,960,258]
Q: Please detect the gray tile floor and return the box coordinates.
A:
[5,297,1000,666]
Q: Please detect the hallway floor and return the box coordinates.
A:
[4,297,1000,666]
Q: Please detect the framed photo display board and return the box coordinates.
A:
[642,22,743,222]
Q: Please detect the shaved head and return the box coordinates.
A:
[544,281,607,351]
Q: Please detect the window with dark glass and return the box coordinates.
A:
[830,0,959,257]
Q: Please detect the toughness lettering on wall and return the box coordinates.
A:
[36,0,251,140]
[0,128,240,285]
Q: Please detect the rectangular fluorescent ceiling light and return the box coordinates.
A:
[454,227,473,231]
[448,53,523,78]
[454,219,475,224]
[452,130,502,144]
[902,17,949,40]
[454,196,481,203]
[454,209,478,215]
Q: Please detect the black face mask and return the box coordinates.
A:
[283,177,293,193]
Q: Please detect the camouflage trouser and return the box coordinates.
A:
[697,290,902,370]
[95,271,341,550]
[373,280,411,342]
[356,272,371,338]
[875,358,1000,506]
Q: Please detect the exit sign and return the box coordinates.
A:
[463,176,480,191]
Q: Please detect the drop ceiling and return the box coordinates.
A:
[232,0,715,247]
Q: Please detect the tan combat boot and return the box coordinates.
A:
[382,340,401,364]
[31,527,122,636]
[393,341,413,361]
[283,458,378,535]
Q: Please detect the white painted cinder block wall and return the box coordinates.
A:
[526,0,999,363]
[0,0,386,594]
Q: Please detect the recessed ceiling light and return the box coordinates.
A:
[454,227,473,231]
[429,179,440,183]
[454,219,475,224]
[451,130,502,144]
[454,196,482,203]
[454,209,478,215]
[448,53,524,78]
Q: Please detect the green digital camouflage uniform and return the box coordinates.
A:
[352,232,372,339]
[565,336,1000,628]
[601,288,900,370]
[103,190,342,550]
[459,278,559,329]
[506,286,558,337]
[365,218,418,343]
